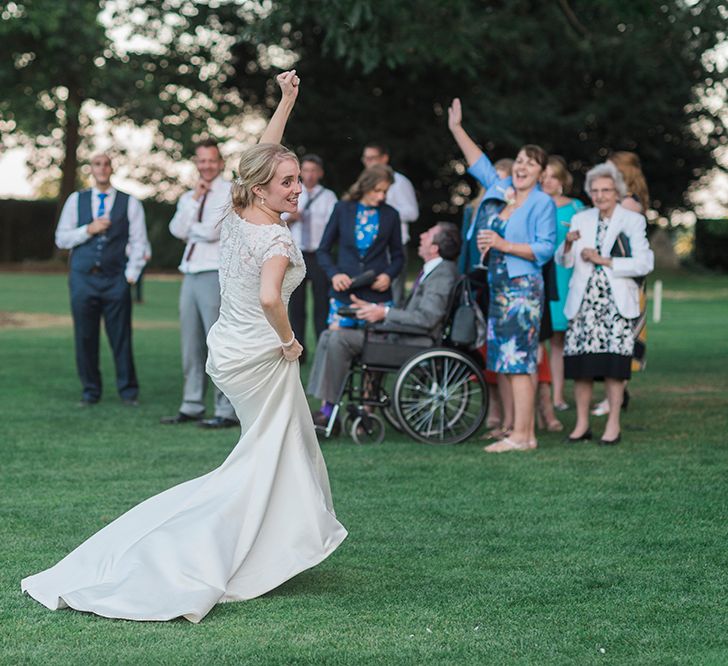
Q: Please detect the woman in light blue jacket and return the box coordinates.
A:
[448,98,557,453]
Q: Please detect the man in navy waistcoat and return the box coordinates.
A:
[55,153,149,406]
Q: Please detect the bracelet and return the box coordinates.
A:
[281,334,296,348]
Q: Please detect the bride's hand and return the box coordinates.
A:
[282,338,303,361]
[276,70,300,103]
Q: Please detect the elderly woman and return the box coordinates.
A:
[555,162,654,445]
[448,98,557,453]
[317,164,403,330]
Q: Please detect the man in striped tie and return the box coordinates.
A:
[54,153,149,406]
[162,139,237,428]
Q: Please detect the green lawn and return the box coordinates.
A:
[1,269,727,665]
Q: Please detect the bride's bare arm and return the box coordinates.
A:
[259,70,300,145]
[260,255,303,360]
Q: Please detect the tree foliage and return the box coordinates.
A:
[0,0,260,204]
[238,0,727,222]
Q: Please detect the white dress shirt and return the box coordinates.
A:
[169,176,232,274]
[385,171,419,244]
[55,187,149,283]
[421,256,443,280]
[288,185,338,252]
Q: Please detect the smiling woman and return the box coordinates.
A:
[21,70,348,623]
[447,98,557,453]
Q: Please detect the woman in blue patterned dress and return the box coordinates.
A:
[317,165,403,329]
[448,98,557,453]
[540,155,585,411]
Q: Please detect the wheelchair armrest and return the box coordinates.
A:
[365,322,436,339]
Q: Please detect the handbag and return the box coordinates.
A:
[449,276,487,349]
[609,232,645,286]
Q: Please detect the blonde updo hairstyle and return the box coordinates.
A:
[231,143,299,211]
[343,164,394,202]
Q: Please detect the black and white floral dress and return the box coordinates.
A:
[563,216,634,380]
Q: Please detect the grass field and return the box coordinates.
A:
[1,269,727,665]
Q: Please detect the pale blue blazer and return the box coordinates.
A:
[468,154,557,278]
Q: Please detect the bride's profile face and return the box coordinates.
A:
[259,158,302,214]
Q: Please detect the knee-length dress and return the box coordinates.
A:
[486,215,543,374]
[563,215,634,380]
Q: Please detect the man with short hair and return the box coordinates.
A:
[286,154,337,354]
[361,142,419,306]
[161,139,237,429]
[55,153,149,406]
[307,222,461,424]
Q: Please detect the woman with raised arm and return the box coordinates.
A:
[448,98,557,453]
[21,71,347,623]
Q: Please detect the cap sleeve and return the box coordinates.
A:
[260,226,302,266]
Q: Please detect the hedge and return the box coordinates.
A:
[694,218,728,272]
[0,197,183,270]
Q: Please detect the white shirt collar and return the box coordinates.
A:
[422,256,443,278]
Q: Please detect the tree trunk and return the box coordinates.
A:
[57,94,82,217]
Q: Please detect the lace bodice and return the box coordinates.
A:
[213,214,305,344]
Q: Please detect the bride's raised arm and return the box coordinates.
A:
[259,70,300,145]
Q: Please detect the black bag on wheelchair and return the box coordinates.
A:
[447,275,487,350]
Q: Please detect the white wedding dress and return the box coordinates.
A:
[21,215,347,623]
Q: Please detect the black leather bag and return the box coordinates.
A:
[449,276,487,349]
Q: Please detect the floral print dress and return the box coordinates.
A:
[486,215,544,374]
[563,215,634,380]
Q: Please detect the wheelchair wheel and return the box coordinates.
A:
[393,348,487,445]
[351,412,386,445]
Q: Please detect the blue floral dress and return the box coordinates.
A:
[327,204,393,329]
[486,215,544,374]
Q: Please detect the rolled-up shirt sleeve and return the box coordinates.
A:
[55,193,91,249]
[125,197,149,283]
[529,197,557,267]
[168,192,200,241]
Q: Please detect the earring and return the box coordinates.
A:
[260,197,265,206]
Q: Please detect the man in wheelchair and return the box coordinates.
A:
[307,222,461,431]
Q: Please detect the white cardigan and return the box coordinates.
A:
[554,204,654,320]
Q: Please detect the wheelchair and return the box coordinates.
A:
[315,281,488,446]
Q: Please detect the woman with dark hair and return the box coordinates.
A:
[448,98,557,453]
[316,164,404,329]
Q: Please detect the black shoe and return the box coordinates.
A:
[599,434,621,446]
[78,398,99,407]
[160,412,202,425]
[199,416,239,429]
[567,428,593,442]
[122,398,139,407]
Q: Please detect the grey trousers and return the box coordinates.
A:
[179,271,235,419]
[307,328,365,404]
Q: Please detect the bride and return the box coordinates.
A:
[21,71,348,623]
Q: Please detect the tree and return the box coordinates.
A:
[0,0,261,206]
[235,0,726,224]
